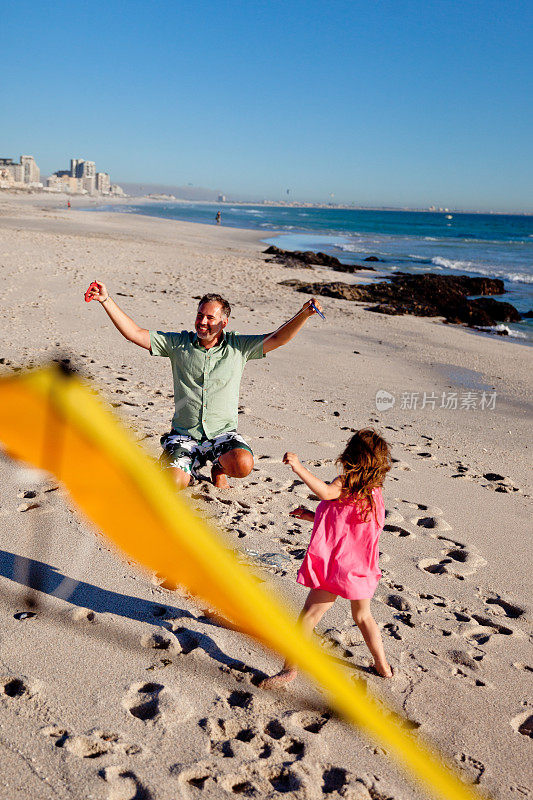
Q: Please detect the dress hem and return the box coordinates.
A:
[296,574,378,601]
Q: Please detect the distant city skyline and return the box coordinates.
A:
[1,1,532,213]
[0,152,124,197]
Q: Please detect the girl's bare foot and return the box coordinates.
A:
[258,668,298,689]
[372,662,394,678]
[211,463,231,489]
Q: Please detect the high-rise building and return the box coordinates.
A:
[20,155,40,184]
[0,158,22,183]
[70,158,95,179]
[47,175,83,193]
[0,156,40,185]
[96,172,110,194]
[71,158,83,177]
[82,175,96,194]
[81,161,96,178]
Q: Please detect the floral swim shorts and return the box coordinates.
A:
[159,430,253,479]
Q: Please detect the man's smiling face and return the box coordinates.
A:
[195,300,228,344]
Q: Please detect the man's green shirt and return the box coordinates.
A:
[149,330,265,440]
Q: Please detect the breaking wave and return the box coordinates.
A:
[431,257,533,284]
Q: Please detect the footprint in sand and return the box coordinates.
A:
[1,676,30,698]
[71,607,96,623]
[461,614,514,645]
[385,594,413,612]
[447,649,481,672]
[182,703,368,800]
[477,591,527,620]
[408,514,451,533]
[391,458,413,471]
[511,711,533,738]
[384,509,405,524]
[141,629,179,651]
[123,682,164,722]
[174,762,216,794]
[482,472,521,493]
[454,753,486,785]
[181,758,370,799]
[383,622,402,640]
[418,544,486,579]
[100,765,151,800]
[513,663,533,673]
[41,725,141,759]
[383,524,414,538]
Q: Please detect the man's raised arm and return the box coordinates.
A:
[262,297,323,354]
[86,281,151,350]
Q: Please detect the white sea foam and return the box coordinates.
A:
[431,257,533,284]
[337,244,366,252]
[476,324,527,339]
[337,240,384,252]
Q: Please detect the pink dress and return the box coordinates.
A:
[297,488,385,600]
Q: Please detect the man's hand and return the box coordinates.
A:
[283,452,301,472]
[263,297,324,354]
[85,280,109,303]
[302,297,323,317]
[85,281,151,350]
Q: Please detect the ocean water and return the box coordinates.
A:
[95,202,533,343]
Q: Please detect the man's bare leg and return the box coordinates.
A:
[259,589,337,688]
[212,448,254,489]
[169,467,191,490]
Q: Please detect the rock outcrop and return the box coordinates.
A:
[280,272,521,328]
[263,245,376,272]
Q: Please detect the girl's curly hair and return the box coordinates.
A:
[336,429,391,519]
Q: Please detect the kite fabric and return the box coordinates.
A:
[0,365,484,800]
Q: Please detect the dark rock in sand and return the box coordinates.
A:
[279,272,520,328]
[470,297,520,323]
[281,279,367,303]
[263,245,376,272]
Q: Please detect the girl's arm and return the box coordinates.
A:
[283,452,342,501]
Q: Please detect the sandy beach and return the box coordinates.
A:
[0,192,531,800]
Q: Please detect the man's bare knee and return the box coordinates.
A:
[169,467,191,490]
[219,448,254,478]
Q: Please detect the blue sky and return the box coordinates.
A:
[2,0,532,211]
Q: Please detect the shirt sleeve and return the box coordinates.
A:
[149,330,186,357]
[233,333,266,361]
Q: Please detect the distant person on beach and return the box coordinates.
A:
[85,282,323,489]
[215,211,221,225]
[260,429,393,687]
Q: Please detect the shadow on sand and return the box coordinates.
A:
[0,548,257,672]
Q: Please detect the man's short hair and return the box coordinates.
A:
[198,294,231,318]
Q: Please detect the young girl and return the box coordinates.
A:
[260,429,393,687]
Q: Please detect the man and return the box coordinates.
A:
[87,282,323,488]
